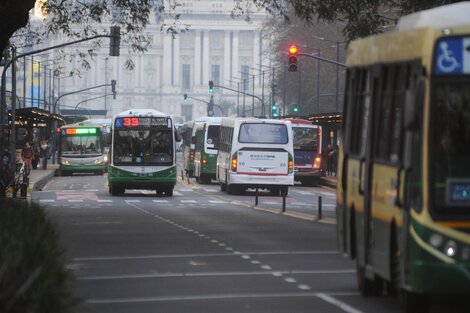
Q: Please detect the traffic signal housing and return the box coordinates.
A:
[208,81,214,94]
[288,45,298,72]
[271,105,278,117]
[184,93,188,102]
[111,80,117,99]
[109,26,121,57]
[207,96,214,117]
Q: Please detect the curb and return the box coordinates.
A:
[31,169,57,192]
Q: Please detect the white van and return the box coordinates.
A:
[216,117,294,195]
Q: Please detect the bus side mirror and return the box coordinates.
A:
[105,133,112,146]
[175,128,182,142]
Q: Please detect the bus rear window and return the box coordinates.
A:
[238,123,288,144]
[207,125,220,150]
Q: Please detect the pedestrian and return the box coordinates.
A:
[326,144,333,176]
[329,145,338,176]
[40,139,50,170]
[21,141,34,175]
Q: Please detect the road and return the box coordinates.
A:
[31,170,464,312]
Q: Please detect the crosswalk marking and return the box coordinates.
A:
[181,200,197,203]
[173,191,183,196]
[209,200,227,204]
[97,200,112,203]
[203,188,218,192]
[40,199,54,203]
[68,200,83,202]
[153,200,169,203]
[125,200,141,203]
[293,190,313,195]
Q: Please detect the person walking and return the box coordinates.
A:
[326,144,333,176]
[40,139,50,170]
[21,141,35,175]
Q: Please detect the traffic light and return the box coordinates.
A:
[293,106,299,113]
[288,45,298,72]
[184,93,188,102]
[109,26,121,57]
[271,104,278,117]
[207,96,214,116]
[111,80,117,99]
[208,81,214,94]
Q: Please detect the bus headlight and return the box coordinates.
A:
[104,155,108,162]
[444,240,457,257]
[94,158,103,164]
[60,158,69,165]
[429,233,443,248]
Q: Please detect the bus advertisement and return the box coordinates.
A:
[108,109,179,196]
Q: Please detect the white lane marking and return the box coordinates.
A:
[73,251,341,261]
[125,200,141,203]
[181,200,197,203]
[293,190,312,195]
[316,293,365,313]
[173,191,183,196]
[203,188,218,192]
[320,191,335,196]
[261,265,272,270]
[298,284,311,290]
[85,189,100,192]
[85,292,361,305]
[78,270,355,280]
[153,200,169,203]
[209,200,227,204]
[97,200,112,203]
[68,200,83,202]
[262,201,280,205]
[177,188,193,192]
[39,199,55,203]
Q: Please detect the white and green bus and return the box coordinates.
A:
[58,122,109,176]
[108,109,179,196]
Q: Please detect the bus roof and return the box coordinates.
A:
[397,2,470,31]
[347,3,470,68]
[221,117,290,127]
[115,109,169,118]
[282,118,313,125]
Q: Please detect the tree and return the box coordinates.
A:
[255,0,461,41]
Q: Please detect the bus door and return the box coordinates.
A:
[343,67,381,278]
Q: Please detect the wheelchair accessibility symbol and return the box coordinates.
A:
[437,41,461,73]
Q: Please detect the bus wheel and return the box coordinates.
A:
[356,263,383,296]
[165,187,173,197]
[227,184,233,194]
[399,290,428,313]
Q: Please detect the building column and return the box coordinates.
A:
[232,31,239,82]
[253,31,260,86]
[202,30,210,86]
[163,34,172,86]
[174,35,180,87]
[224,31,231,87]
[194,30,202,86]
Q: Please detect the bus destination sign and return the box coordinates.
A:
[434,37,470,75]
[115,117,171,128]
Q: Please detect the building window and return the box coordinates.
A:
[182,64,191,90]
[241,65,249,92]
[211,65,220,86]
[182,104,192,121]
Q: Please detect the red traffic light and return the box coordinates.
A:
[288,45,298,55]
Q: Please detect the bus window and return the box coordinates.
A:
[206,125,220,150]
[239,123,288,144]
[292,127,318,151]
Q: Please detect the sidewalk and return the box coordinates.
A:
[28,164,59,193]
[319,175,337,189]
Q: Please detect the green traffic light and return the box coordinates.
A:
[272,105,276,110]
[209,88,214,94]
[273,113,278,117]
[293,107,299,112]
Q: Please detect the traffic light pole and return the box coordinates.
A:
[186,95,224,117]
[212,83,263,117]
[53,83,113,115]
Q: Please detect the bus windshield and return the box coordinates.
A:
[432,82,470,212]
[238,123,288,144]
[292,127,318,151]
[206,125,220,150]
[113,128,173,165]
[61,135,102,157]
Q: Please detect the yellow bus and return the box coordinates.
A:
[336,3,470,312]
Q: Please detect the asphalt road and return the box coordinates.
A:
[31,171,466,313]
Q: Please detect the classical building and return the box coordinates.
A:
[41,0,271,122]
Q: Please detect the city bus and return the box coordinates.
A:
[193,117,222,184]
[58,122,108,176]
[216,117,294,195]
[108,109,179,196]
[336,4,470,312]
[182,116,212,178]
[288,118,322,186]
